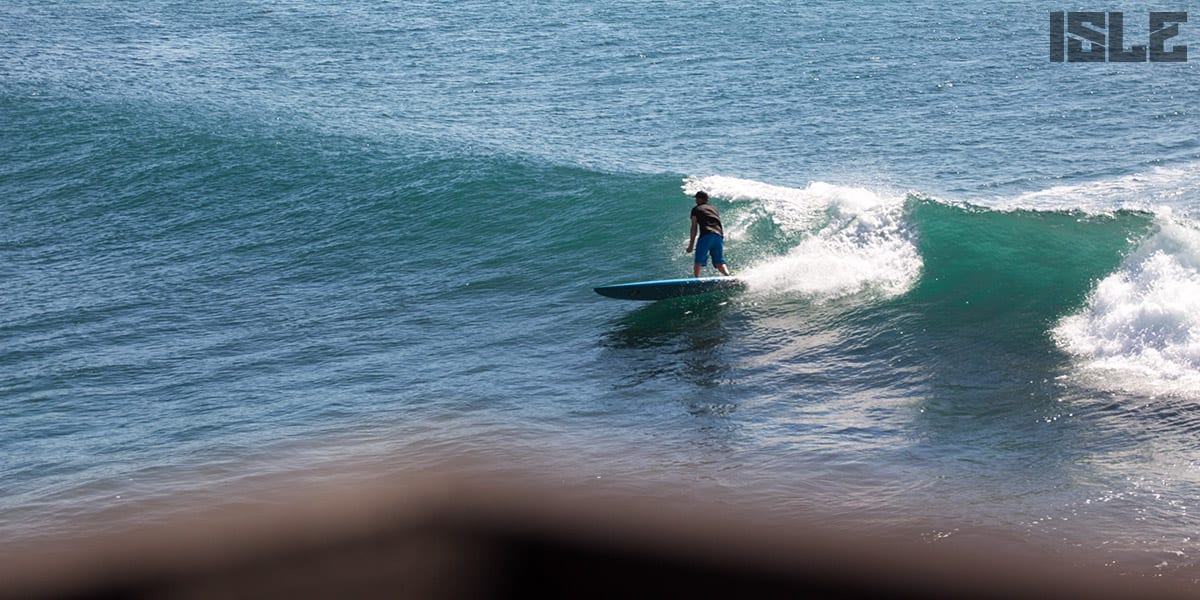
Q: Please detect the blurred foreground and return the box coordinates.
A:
[1,473,1194,599]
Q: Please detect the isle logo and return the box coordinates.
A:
[1050,11,1187,62]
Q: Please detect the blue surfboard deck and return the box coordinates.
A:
[594,276,747,301]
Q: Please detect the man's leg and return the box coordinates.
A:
[709,236,731,276]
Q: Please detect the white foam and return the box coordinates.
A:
[994,163,1200,215]
[1053,218,1200,396]
[683,176,921,300]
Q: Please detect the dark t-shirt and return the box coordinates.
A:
[691,203,724,237]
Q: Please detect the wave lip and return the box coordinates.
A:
[996,163,1200,216]
[1054,219,1200,395]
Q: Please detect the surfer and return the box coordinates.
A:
[686,191,732,277]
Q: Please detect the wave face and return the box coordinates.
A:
[905,199,1157,341]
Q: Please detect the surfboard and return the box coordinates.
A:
[594,276,747,301]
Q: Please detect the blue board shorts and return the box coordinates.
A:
[694,233,726,266]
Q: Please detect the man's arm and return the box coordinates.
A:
[686,215,698,253]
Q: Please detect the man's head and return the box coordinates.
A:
[694,191,709,204]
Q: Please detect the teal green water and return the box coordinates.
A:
[909,201,1157,339]
[4,0,1200,580]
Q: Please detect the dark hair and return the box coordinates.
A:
[694,191,709,201]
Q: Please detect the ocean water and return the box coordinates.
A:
[4,0,1200,580]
